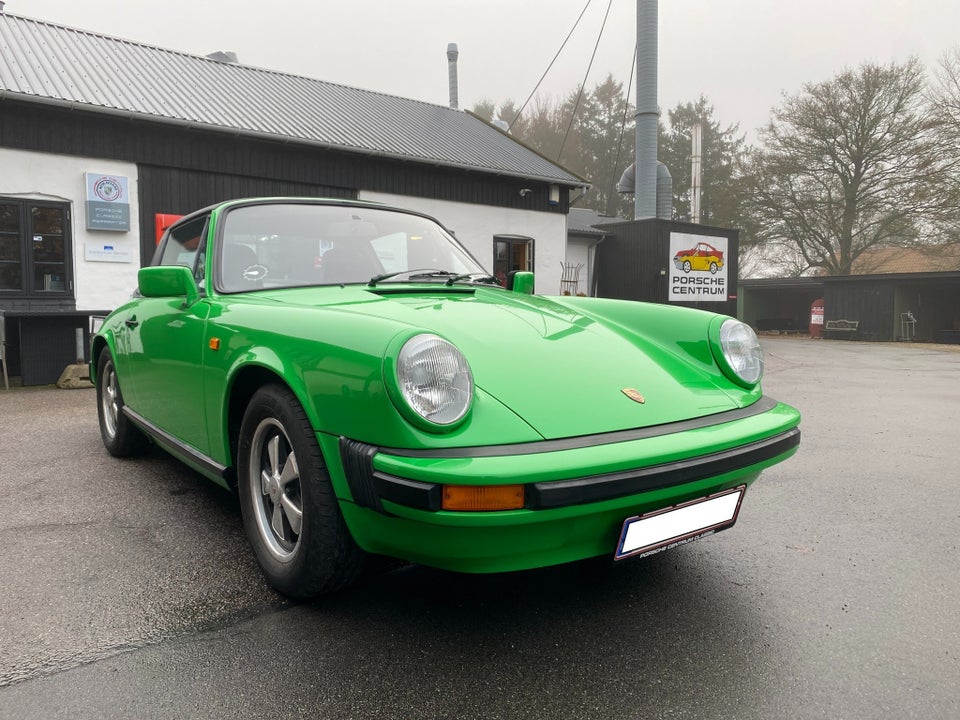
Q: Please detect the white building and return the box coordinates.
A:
[0,12,587,384]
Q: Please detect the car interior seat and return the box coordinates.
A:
[221,244,263,291]
[319,243,376,284]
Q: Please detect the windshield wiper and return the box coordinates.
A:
[367,269,459,287]
[444,273,501,287]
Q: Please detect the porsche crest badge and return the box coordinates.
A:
[621,388,646,404]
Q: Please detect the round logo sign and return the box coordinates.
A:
[93,177,122,202]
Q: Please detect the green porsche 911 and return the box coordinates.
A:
[91,198,800,598]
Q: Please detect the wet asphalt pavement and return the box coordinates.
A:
[0,338,958,719]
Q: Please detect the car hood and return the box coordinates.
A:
[256,287,743,440]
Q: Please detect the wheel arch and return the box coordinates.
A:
[89,334,113,385]
[223,362,323,490]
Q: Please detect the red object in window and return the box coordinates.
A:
[155,214,183,245]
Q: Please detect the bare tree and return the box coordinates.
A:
[930,47,960,147]
[744,59,953,275]
[929,47,960,242]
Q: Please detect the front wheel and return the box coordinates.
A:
[237,384,364,598]
[682,260,692,273]
[96,349,149,457]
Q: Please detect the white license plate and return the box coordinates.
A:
[615,485,746,560]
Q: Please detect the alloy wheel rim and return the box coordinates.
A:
[249,418,303,562]
[101,364,119,438]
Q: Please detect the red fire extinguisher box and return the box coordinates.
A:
[810,298,825,338]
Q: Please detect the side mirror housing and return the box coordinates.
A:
[138,266,200,306]
[508,271,535,295]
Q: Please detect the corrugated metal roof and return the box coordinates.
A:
[0,13,586,187]
[567,207,621,234]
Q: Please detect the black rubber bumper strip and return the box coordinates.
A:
[378,396,780,459]
[367,426,800,512]
[527,427,800,509]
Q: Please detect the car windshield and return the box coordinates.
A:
[217,203,488,293]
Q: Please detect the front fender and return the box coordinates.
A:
[209,330,545,473]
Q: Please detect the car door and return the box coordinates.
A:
[121,214,212,454]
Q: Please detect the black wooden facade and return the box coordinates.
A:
[1,100,569,267]
[595,218,739,318]
[740,273,960,343]
[0,98,574,384]
[824,273,960,342]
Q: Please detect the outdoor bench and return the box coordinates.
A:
[824,319,859,339]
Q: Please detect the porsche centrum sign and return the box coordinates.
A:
[668,232,728,302]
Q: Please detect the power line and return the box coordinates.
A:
[557,0,615,163]
[508,0,594,132]
[605,42,638,216]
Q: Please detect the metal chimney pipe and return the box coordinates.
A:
[691,122,703,223]
[446,43,459,109]
[634,0,658,219]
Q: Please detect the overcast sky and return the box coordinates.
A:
[8,0,960,141]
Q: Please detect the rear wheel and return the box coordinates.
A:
[96,349,149,457]
[237,384,364,597]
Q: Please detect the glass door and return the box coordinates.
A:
[493,235,534,287]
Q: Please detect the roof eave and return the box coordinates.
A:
[1,89,588,189]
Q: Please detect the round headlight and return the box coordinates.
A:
[396,334,473,427]
[719,319,764,385]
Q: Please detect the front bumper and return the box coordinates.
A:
[323,397,801,573]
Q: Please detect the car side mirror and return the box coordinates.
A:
[507,271,535,295]
[138,266,200,306]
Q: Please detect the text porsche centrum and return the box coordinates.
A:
[91,198,800,597]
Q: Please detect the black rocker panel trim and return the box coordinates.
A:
[123,407,231,482]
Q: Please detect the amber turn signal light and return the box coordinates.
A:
[441,484,525,511]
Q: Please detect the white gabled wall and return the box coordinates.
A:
[358,192,567,295]
[0,148,140,312]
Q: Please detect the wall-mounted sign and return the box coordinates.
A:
[85,172,130,231]
[668,232,729,303]
[84,242,133,263]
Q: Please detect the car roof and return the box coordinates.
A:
[168,196,439,231]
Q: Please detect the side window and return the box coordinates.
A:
[158,216,208,284]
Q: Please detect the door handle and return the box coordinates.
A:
[125,315,139,329]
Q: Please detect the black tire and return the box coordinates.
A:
[237,384,364,598]
[96,349,149,457]
[682,260,692,273]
